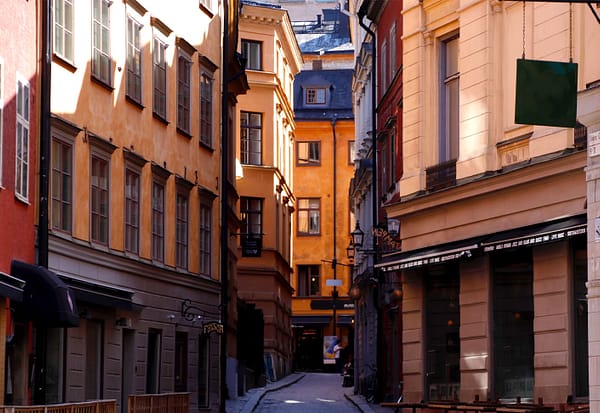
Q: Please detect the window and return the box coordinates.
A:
[348,140,355,165]
[85,320,103,400]
[200,71,213,146]
[240,197,262,237]
[381,40,388,91]
[124,168,140,253]
[153,38,167,119]
[174,332,188,392]
[241,40,262,70]
[297,265,320,296]
[440,35,459,163]
[199,202,212,276]
[151,180,165,262]
[126,16,142,103]
[305,87,326,105]
[198,335,209,407]
[177,52,192,134]
[146,329,161,394]
[53,0,74,62]
[51,137,73,233]
[199,0,212,12]
[92,0,112,85]
[390,23,397,79]
[240,111,262,165]
[297,198,320,235]
[297,141,320,165]
[15,78,30,200]
[176,191,189,269]
[91,154,109,244]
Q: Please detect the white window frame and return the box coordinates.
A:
[53,0,74,63]
[381,39,388,91]
[126,15,143,103]
[15,76,30,201]
[199,201,212,276]
[390,23,396,80]
[51,133,74,233]
[439,34,460,163]
[241,39,262,71]
[124,166,141,254]
[200,68,213,147]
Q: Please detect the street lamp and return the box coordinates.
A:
[351,221,365,248]
[346,242,355,260]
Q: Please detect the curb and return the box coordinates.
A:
[240,373,306,413]
[344,392,376,413]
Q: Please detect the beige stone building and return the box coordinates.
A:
[376,0,600,407]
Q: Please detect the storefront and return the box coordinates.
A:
[376,215,588,404]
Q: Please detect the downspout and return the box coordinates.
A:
[331,115,338,339]
[359,5,381,402]
[39,0,51,268]
[220,0,230,411]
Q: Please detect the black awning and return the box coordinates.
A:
[11,260,79,327]
[337,315,354,326]
[292,315,331,326]
[60,276,135,311]
[376,238,482,272]
[481,215,586,252]
[0,272,25,302]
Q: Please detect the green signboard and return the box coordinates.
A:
[515,58,578,128]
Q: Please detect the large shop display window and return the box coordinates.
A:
[493,250,533,401]
[425,264,460,401]
[573,239,589,399]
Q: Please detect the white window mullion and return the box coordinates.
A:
[15,76,29,201]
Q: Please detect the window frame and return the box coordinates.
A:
[151,178,166,263]
[198,335,210,408]
[124,167,141,254]
[53,0,74,63]
[439,33,460,164]
[240,111,262,165]
[15,76,30,201]
[90,152,110,245]
[305,87,327,105]
[51,134,74,234]
[297,264,321,297]
[348,140,355,165]
[177,50,192,135]
[241,39,262,71]
[126,15,143,104]
[199,200,212,277]
[296,141,321,166]
[91,0,112,86]
[199,68,213,147]
[240,197,263,238]
[297,198,321,236]
[175,186,190,269]
[152,36,168,120]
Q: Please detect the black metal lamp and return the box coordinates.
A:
[346,241,355,260]
[351,221,365,248]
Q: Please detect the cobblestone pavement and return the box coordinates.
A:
[226,372,391,413]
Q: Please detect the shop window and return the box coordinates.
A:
[174,332,188,392]
[146,329,161,393]
[492,250,534,400]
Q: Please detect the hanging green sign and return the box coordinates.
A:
[514,58,578,128]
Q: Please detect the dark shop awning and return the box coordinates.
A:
[292,315,331,327]
[481,215,586,252]
[11,260,79,327]
[61,276,135,311]
[375,238,482,272]
[0,272,25,302]
[337,315,354,326]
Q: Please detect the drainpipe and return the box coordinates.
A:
[220,0,230,411]
[39,0,51,268]
[331,115,338,339]
[358,4,381,402]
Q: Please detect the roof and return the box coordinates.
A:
[291,8,353,54]
[294,69,354,120]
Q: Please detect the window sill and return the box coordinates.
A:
[91,75,114,91]
[199,140,214,152]
[153,112,169,125]
[53,53,77,72]
[14,193,30,205]
[198,2,214,18]
[126,95,145,110]
[177,127,192,139]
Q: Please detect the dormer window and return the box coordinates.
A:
[305,87,327,105]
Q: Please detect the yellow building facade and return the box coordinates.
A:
[236,2,303,382]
